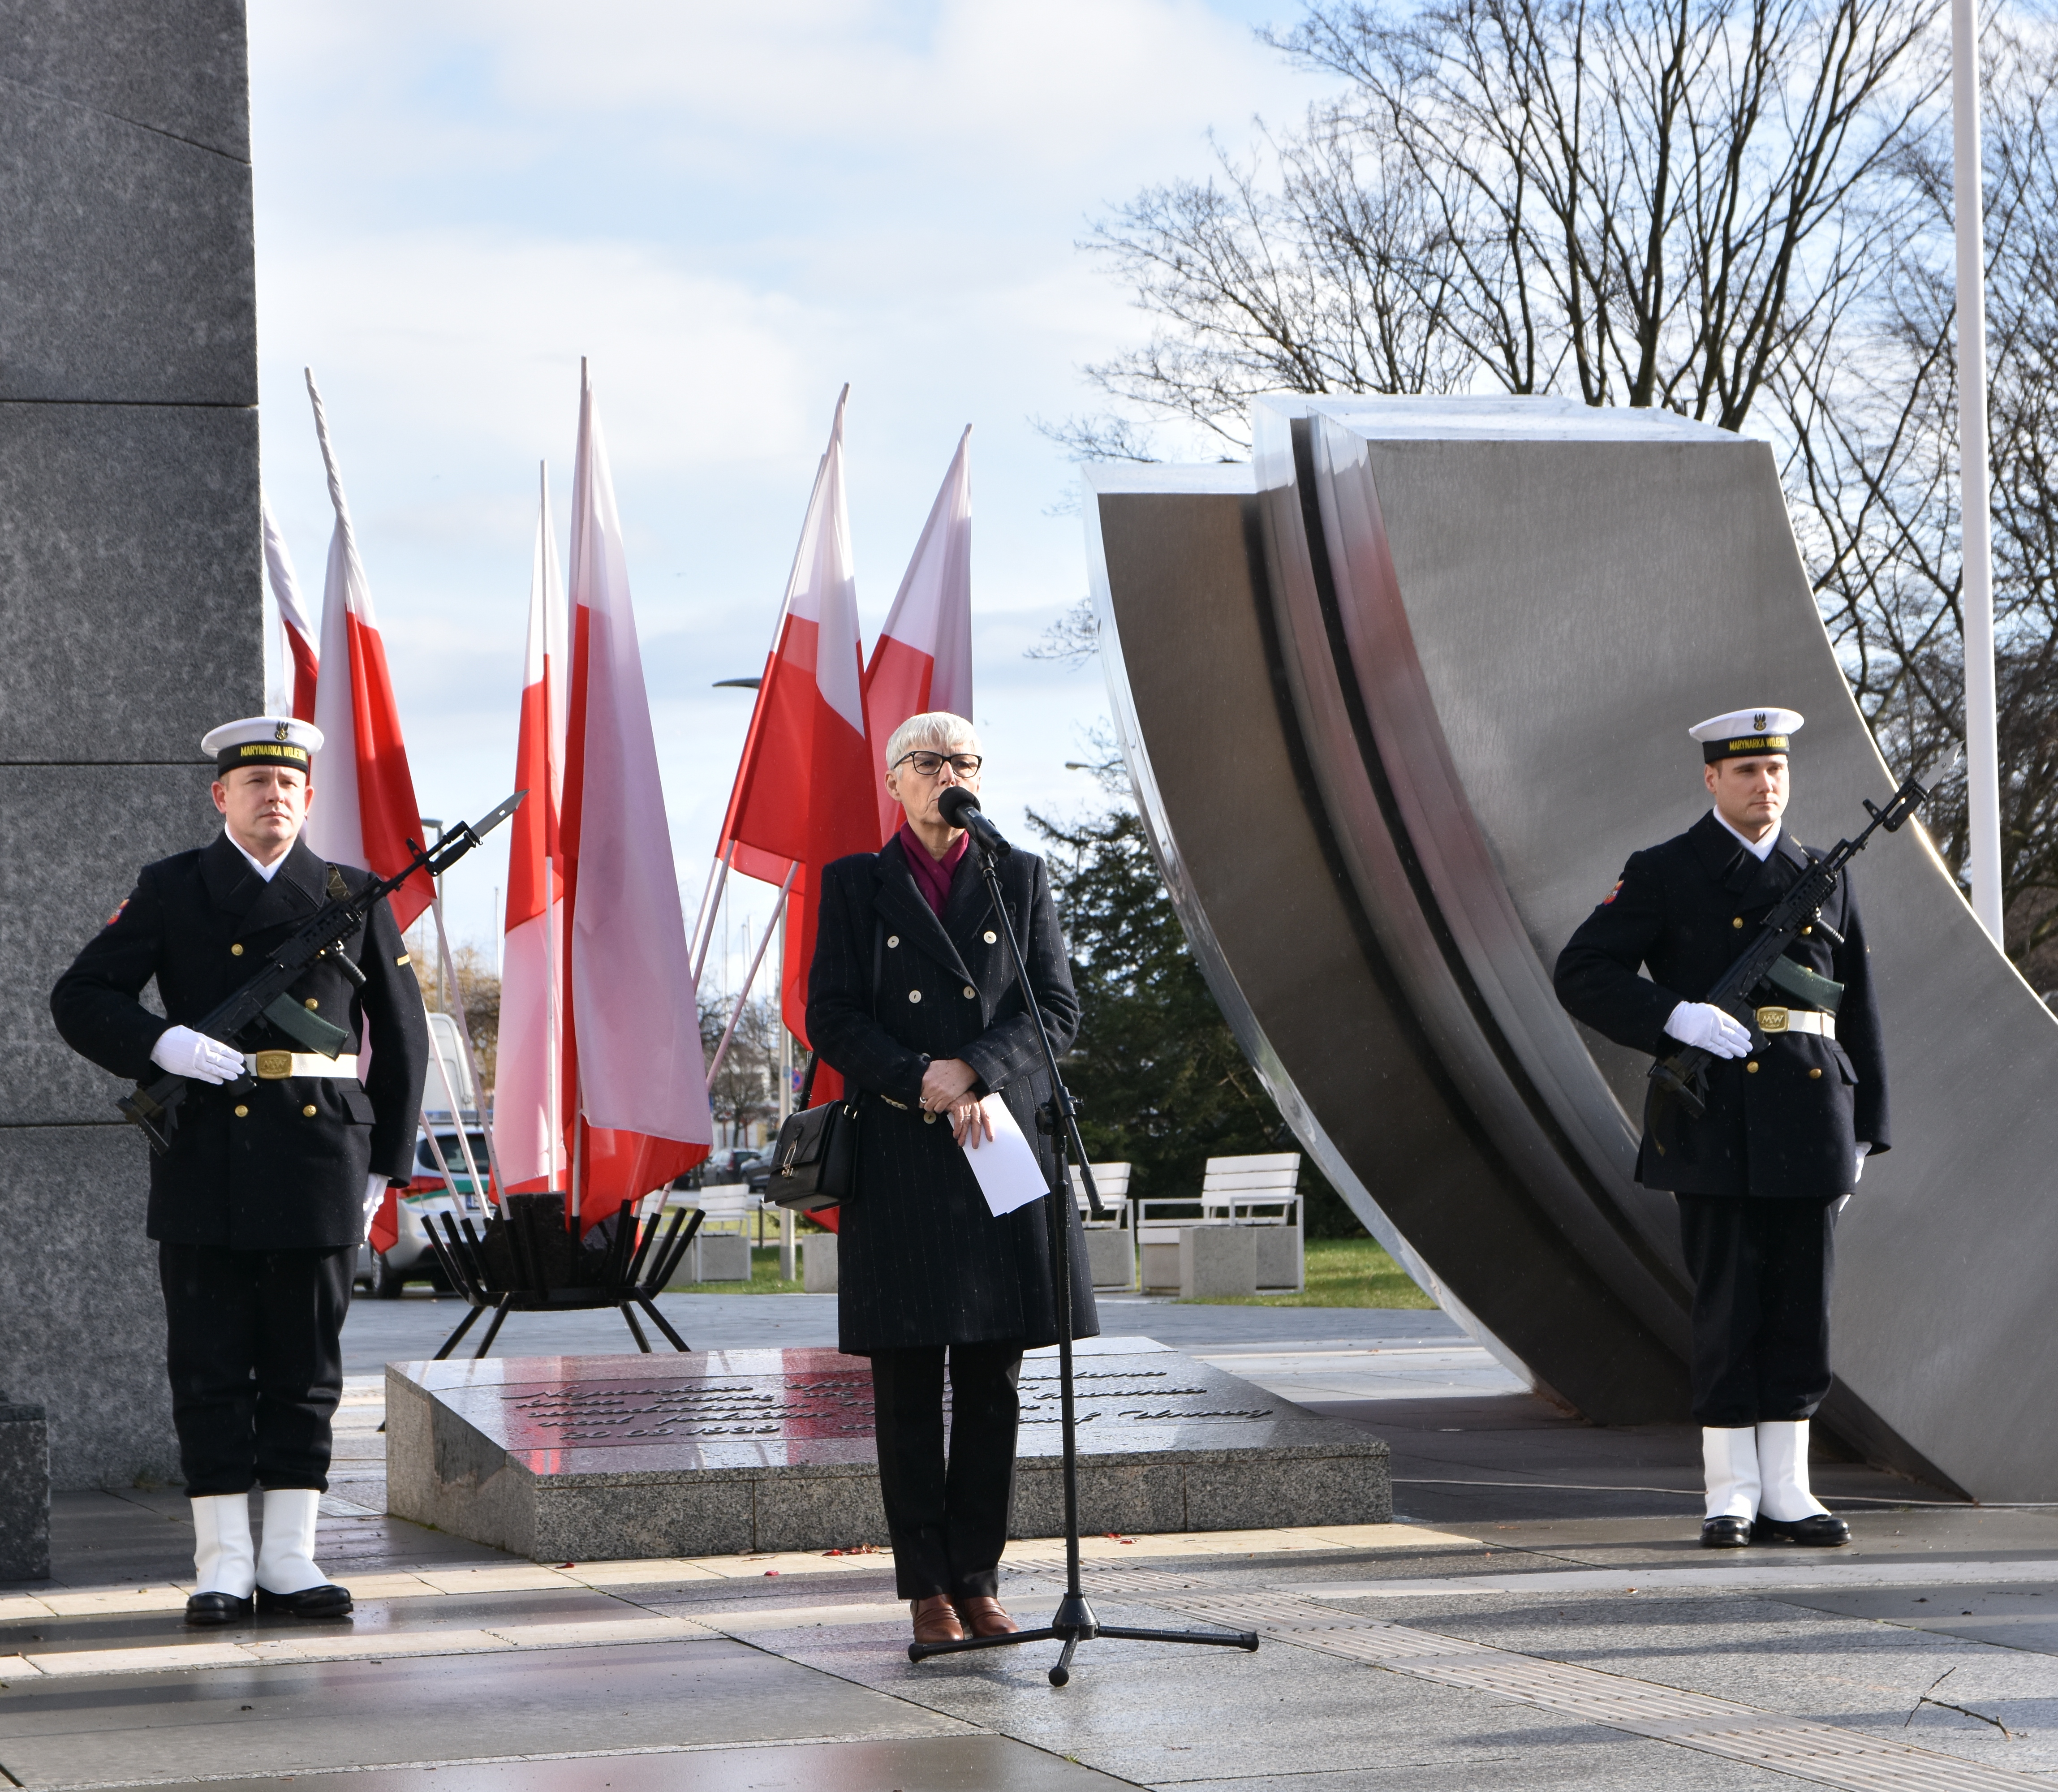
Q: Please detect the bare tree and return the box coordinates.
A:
[697,993,782,1147]
[1070,0,1943,454]
[1781,24,2058,968]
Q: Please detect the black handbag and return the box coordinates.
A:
[765,1054,858,1213]
[764,916,883,1214]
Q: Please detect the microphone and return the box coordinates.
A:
[937,785,1012,859]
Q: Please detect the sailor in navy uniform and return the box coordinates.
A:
[51,718,428,1622]
[1554,709,1889,1548]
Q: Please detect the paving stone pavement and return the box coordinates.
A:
[12,1295,2058,1789]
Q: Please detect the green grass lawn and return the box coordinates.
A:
[667,1235,1432,1308]
[1180,1235,1434,1308]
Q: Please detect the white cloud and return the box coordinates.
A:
[245,0,1328,954]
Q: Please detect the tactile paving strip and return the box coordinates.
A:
[1154,1593,2045,1792]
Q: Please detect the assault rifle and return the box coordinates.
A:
[1648,758,1946,1121]
[118,792,525,1155]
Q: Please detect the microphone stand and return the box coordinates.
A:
[908,815,1259,1686]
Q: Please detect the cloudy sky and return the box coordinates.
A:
[248,1,1330,999]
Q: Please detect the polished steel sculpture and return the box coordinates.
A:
[1085,396,2058,1500]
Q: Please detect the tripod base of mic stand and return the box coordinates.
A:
[908,1591,1261,1687]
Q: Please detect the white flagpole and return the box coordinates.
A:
[706,869,797,1083]
[1952,0,2002,944]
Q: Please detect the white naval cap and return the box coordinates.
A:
[1688,707,1803,764]
[200,715,326,778]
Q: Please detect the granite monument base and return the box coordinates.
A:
[0,1400,51,1582]
[386,1336,1391,1562]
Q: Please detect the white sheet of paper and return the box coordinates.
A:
[960,1095,1049,1217]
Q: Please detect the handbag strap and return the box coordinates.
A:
[797,913,885,1110]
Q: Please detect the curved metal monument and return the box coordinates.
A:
[1085,396,2058,1501]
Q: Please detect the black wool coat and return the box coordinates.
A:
[805,835,1100,1355]
[50,833,430,1249]
[1554,812,1890,1199]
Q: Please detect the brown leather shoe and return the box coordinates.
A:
[953,1595,1020,1637]
[911,1595,965,1644]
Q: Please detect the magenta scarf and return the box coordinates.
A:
[899,823,968,915]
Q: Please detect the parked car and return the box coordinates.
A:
[354,1127,494,1299]
[671,1148,764,1193]
[745,1154,775,1197]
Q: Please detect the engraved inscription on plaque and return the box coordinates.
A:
[494,1361,1274,1452]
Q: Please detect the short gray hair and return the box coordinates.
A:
[885,711,980,769]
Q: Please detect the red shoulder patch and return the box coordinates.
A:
[104,897,129,927]
[1600,879,1623,906]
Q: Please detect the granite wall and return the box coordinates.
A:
[0,1,260,1488]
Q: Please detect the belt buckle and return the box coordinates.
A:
[1756,1006,1790,1034]
[254,1050,294,1080]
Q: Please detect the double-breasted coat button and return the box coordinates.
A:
[233,1104,249,1118]
[923,1111,937,1124]
[304,998,319,1010]
[1733,917,1744,929]
[302,1103,317,1117]
[887,935,900,948]
[230,943,244,956]
[983,930,997,943]
[1746,1061,1759,1073]
[908,989,922,1003]
[964,985,977,999]
[1809,1066,1823,1079]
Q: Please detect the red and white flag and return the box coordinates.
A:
[864,425,973,838]
[300,370,435,933]
[495,463,568,1195]
[714,387,878,1047]
[261,494,320,723]
[561,365,711,1227]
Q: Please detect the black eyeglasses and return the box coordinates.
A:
[893,751,982,778]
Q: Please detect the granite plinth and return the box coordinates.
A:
[387,1336,1391,1562]
[0,1400,51,1581]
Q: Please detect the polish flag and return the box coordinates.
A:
[561,365,710,1228]
[299,370,435,933]
[715,387,879,1049]
[864,425,973,839]
[495,463,568,1195]
[261,495,320,723]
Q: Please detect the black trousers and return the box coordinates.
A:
[1676,1195,1838,1428]
[158,1242,352,1497]
[869,1343,1024,1601]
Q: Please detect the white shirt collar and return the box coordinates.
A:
[228,833,293,883]
[1713,811,1781,862]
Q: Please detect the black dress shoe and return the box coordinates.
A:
[256,1582,354,1618]
[1700,1516,1752,1548]
[1754,1512,1851,1547]
[184,1590,254,1626]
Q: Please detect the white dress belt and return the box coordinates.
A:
[243,1051,362,1081]
[1753,1007,1834,1039]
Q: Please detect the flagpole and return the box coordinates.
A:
[690,841,736,985]
[706,868,797,1083]
[1952,0,2002,944]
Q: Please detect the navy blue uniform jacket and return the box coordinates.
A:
[806,835,1100,1355]
[1553,812,1890,1199]
[50,833,430,1250]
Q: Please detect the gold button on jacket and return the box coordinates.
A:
[229,942,244,956]
[302,1103,318,1117]
[233,1104,249,1118]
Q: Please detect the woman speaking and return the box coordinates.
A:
[806,712,1100,1648]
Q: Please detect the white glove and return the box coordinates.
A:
[1854,1142,1870,1184]
[150,1024,245,1085]
[362,1174,390,1242]
[1663,1001,1751,1060]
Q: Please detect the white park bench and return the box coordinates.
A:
[1135,1152,1305,1295]
[1069,1162,1136,1291]
[656,1184,756,1283]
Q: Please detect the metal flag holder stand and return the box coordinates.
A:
[908,789,1259,1687]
